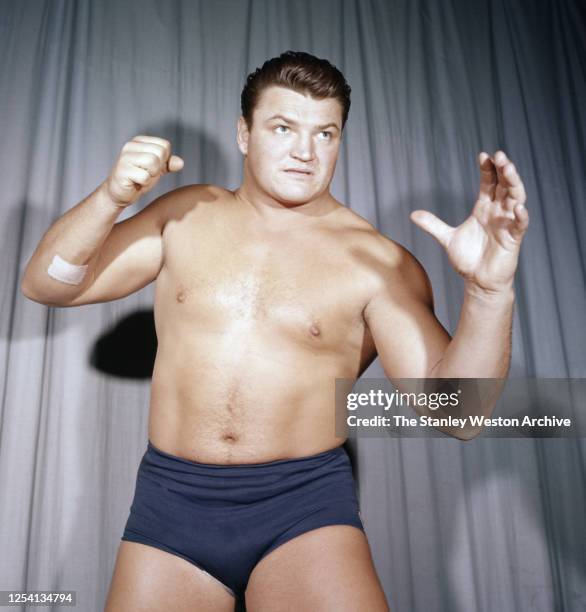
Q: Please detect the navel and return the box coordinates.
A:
[221,432,239,443]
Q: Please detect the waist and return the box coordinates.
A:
[149,381,346,460]
[136,439,356,508]
[147,438,347,471]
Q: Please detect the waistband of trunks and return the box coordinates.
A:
[145,438,347,476]
[140,440,355,505]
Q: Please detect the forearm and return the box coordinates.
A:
[420,284,514,439]
[431,282,515,379]
[21,181,124,302]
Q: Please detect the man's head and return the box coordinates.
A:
[237,51,351,207]
[240,51,351,131]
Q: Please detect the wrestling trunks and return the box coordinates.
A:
[121,439,364,600]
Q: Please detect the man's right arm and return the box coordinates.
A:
[20,135,184,307]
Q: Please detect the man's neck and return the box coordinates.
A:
[233,184,339,230]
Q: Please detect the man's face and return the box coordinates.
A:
[237,86,343,206]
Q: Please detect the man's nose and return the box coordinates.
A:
[290,134,315,162]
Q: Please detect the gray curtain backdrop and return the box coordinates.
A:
[1,0,585,610]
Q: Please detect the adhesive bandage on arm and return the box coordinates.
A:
[47,254,89,285]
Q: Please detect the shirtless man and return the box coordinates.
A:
[21,51,528,611]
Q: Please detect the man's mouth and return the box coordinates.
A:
[283,169,313,176]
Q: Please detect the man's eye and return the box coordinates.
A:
[275,125,289,134]
[318,131,332,140]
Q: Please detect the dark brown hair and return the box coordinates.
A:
[241,51,351,129]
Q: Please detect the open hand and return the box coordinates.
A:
[410,151,529,293]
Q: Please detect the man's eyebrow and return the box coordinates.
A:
[266,114,341,132]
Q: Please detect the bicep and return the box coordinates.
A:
[364,253,451,378]
[61,191,177,307]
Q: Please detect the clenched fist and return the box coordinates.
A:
[105,135,184,207]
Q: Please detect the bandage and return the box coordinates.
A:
[47,254,88,285]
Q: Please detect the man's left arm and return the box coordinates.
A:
[364,150,529,439]
[429,281,514,379]
[410,150,528,379]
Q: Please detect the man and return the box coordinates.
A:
[21,51,528,611]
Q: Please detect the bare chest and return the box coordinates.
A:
[157,215,373,349]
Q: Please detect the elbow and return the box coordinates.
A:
[21,285,47,305]
[20,275,43,302]
[451,426,483,442]
[20,277,61,307]
[20,267,43,300]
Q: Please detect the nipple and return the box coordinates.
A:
[309,323,321,337]
[176,289,187,303]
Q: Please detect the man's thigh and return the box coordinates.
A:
[104,541,236,612]
[245,525,390,612]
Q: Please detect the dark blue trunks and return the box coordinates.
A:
[121,440,364,600]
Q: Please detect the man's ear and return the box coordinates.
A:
[237,116,250,156]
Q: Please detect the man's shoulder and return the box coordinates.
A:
[160,183,233,227]
[165,182,233,208]
[334,207,406,263]
[336,207,431,299]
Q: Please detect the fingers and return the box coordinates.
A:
[126,152,164,177]
[410,210,454,249]
[122,165,152,187]
[490,150,527,211]
[510,202,529,240]
[108,135,183,206]
[132,134,172,158]
[478,150,527,211]
[477,152,497,201]
[168,154,184,173]
[123,138,171,174]
[124,135,184,174]
[476,150,529,244]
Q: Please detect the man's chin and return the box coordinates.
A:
[271,187,321,207]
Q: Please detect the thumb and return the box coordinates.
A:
[167,155,184,173]
[410,210,454,249]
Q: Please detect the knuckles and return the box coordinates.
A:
[122,136,172,160]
